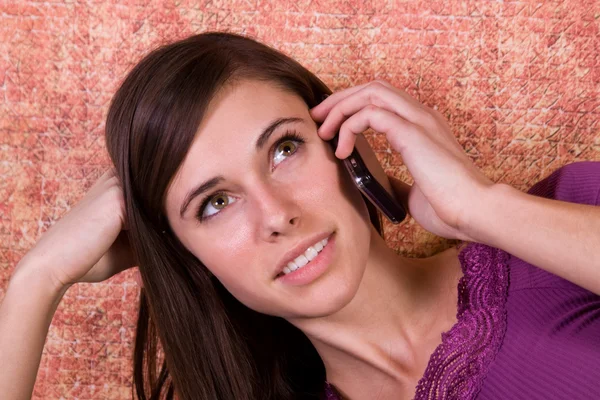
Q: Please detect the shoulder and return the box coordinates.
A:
[527,161,600,206]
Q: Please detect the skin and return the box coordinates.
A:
[164,79,373,317]
[163,80,464,398]
[6,78,598,400]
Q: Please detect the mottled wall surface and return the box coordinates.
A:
[1,0,599,398]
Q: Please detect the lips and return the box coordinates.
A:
[274,231,333,278]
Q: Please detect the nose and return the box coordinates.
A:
[251,180,302,241]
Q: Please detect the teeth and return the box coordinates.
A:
[305,247,318,260]
[282,236,329,276]
[287,261,299,271]
[294,254,309,267]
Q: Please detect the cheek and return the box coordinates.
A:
[192,226,277,311]
[195,226,253,282]
[178,147,372,316]
[304,149,370,221]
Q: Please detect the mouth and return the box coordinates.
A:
[276,237,330,278]
[274,232,335,284]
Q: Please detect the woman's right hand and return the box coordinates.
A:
[12,168,137,291]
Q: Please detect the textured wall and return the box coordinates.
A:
[1,0,599,398]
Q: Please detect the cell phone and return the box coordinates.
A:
[330,133,407,224]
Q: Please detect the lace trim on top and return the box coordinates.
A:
[323,382,342,399]
[413,243,510,400]
[324,243,510,400]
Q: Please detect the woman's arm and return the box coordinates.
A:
[0,265,70,400]
[469,182,600,295]
[310,80,600,294]
[0,168,135,398]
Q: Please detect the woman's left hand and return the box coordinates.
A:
[310,80,494,241]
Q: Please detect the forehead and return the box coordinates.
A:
[199,80,307,141]
[164,80,311,219]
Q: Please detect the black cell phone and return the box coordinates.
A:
[330,134,407,224]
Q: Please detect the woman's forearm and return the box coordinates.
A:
[468,183,600,295]
[0,263,70,400]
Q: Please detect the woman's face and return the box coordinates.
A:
[164,80,373,319]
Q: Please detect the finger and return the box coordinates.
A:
[317,82,431,142]
[338,105,418,155]
[310,82,373,122]
[334,105,386,159]
[100,167,118,184]
[311,80,425,123]
[87,169,115,193]
[333,122,359,159]
[118,194,129,231]
[311,80,405,121]
[133,268,143,288]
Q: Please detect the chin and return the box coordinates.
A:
[274,282,362,321]
[285,256,369,320]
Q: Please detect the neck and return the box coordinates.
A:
[289,227,462,393]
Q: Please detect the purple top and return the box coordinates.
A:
[325,161,600,399]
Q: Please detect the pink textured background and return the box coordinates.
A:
[1,0,599,398]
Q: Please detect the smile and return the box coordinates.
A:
[275,232,335,286]
[282,237,329,275]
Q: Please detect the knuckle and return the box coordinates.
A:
[429,107,445,122]
[364,81,385,100]
[108,185,125,202]
[364,104,379,113]
[334,103,349,119]
[368,81,386,92]
[415,125,428,136]
[107,176,120,186]
[340,118,355,133]
[422,112,439,128]
[372,79,390,87]
[430,107,443,118]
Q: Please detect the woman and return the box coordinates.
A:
[1,31,599,400]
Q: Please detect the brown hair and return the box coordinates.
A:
[105,31,382,400]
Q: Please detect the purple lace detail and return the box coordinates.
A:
[413,243,510,400]
[324,243,510,400]
[323,381,341,399]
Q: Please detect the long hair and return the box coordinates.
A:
[104,31,383,400]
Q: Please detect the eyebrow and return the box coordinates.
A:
[179,176,224,218]
[255,117,304,150]
[179,116,305,219]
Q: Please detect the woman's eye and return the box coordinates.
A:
[201,193,237,219]
[273,140,299,166]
